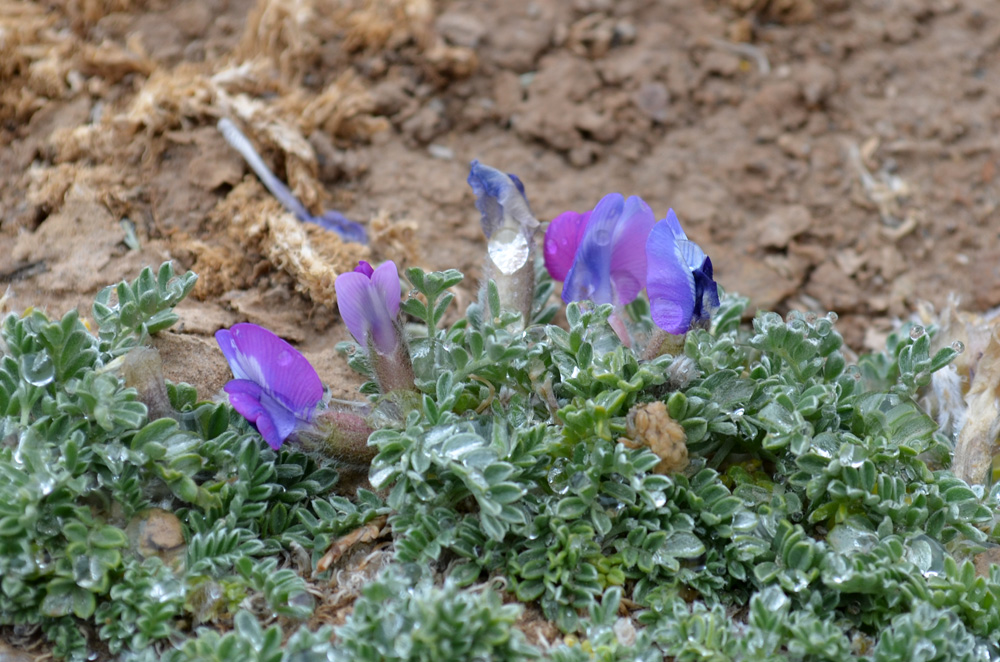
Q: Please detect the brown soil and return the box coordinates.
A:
[2,0,1000,395]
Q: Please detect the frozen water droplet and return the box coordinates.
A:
[659,531,705,559]
[592,228,612,246]
[826,311,838,322]
[548,460,570,494]
[952,340,965,354]
[488,228,529,275]
[277,350,292,366]
[907,535,946,577]
[909,325,925,340]
[827,523,877,554]
[443,435,482,460]
[369,466,394,489]
[21,352,55,386]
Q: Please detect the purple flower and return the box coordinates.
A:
[467,160,539,324]
[467,160,537,257]
[334,260,401,356]
[544,193,657,306]
[215,323,324,449]
[335,260,415,393]
[646,210,720,334]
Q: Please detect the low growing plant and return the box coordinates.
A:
[1,163,998,661]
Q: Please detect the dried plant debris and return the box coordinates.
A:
[4,0,402,313]
[619,400,689,475]
[915,299,1000,485]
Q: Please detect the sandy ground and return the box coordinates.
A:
[2,0,999,400]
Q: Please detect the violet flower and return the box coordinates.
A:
[215,323,323,450]
[544,193,657,306]
[645,209,720,335]
[467,160,539,324]
[335,260,415,393]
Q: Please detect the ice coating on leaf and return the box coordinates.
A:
[335,260,401,356]
[559,193,656,306]
[646,209,720,334]
[488,228,531,276]
[215,323,323,449]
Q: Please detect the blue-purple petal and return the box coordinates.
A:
[256,391,299,449]
[646,220,696,334]
[692,258,721,324]
[468,160,511,239]
[467,160,535,241]
[221,324,322,419]
[608,196,656,305]
[215,329,245,380]
[562,193,623,304]
[223,379,300,449]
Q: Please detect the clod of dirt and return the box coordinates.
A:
[152,330,234,401]
[512,53,601,153]
[757,205,812,249]
[728,0,816,24]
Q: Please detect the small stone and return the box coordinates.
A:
[634,82,670,123]
[435,12,486,48]
[126,508,186,567]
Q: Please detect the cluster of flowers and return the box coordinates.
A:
[215,162,719,452]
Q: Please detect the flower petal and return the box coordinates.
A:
[467,160,537,241]
[215,329,246,380]
[335,271,371,347]
[467,160,506,239]
[646,220,696,334]
[662,209,686,239]
[369,261,401,319]
[224,380,298,449]
[225,324,322,419]
[335,268,399,356]
[354,260,374,277]
[692,259,721,324]
[224,379,265,421]
[255,391,299,449]
[544,210,590,283]
[660,209,707,270]
[562,193,623,304]
[608,196,656,305]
